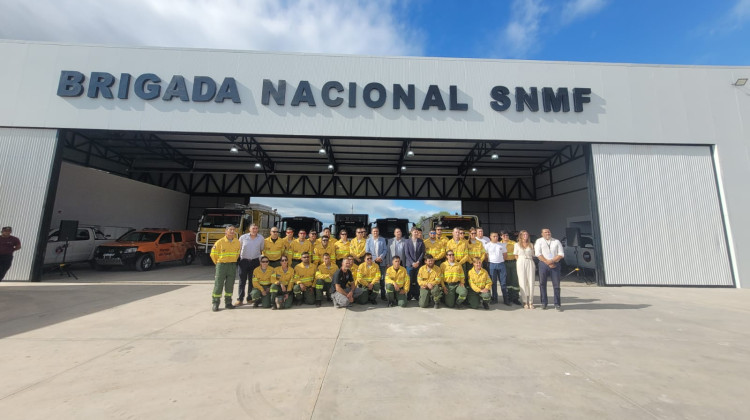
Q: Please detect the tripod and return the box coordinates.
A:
[53,241,78,280]
[563,245,583,280]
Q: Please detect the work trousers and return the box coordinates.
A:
[505,259,520,302]
[406,265,420,301]
[293,284,316,305]
[419,286,444,308]
[250,285,273,308]
[355,283,381,304]
[385,284,409,307]
[489,262,507,302]
[237,258,260,303]
[378,265,387,299]
[212,262,236,303]
[0,254,13,281]
[315,279,333,302]
[443,282,467,308]
[270,284,294,309]
[467,289,492,309]
[332,287,365,308]
[538,262,562,306]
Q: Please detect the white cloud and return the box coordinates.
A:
[0,0,423,56]
[500,0,549,58]
[731,0,750,22]
[561,0,607,24]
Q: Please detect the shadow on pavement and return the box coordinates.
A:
[0,284,185,339]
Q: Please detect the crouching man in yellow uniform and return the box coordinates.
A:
[292,252,317,305]
[356,253,381,304]
[468,257,492,310]
[385,256,410,307]
[315,253,338,307]
[249,257,275,308]
[417,254,445,309]
[271,256,294,309]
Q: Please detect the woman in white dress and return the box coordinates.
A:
[514,230,536,309]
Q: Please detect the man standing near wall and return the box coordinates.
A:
[365,227,388,300]
[0,226,21,281]
[534,228,565,312]
[236,224,264,306]
[501,231,522,305]
[404,227,425,301]
[210,226,240,312]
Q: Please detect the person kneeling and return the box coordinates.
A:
[249,258,275,308]
[418,254,445,309]
[385,256,410,307]
[331,258,363,308]
[468,257,492,310]
[355,253,382,305]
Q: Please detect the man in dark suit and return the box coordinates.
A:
[404,227,425,301]
[366,227,388,300]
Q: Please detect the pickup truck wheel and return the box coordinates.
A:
[135,254,154,272]
[183,251,195,266]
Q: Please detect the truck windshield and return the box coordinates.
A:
[376,220,408,238]
[439,218,477,231]
[200,213,242,228]
[118,232,160,242]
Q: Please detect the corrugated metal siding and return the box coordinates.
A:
[0,128,58,281]
[591,144,733,286]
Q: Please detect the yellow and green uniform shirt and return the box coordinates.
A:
[357,262,380,287]
[293,263,316,287]
[440,261,466,284]
[502,239,517,261]
[315,263,339,283]
[417,265,443,287]
[289,239,313,261]
[468,268,492,293]
[424,238,446,260]
[313,242,337,265]
[263,237,286,262]
[349,238,367,260]
[445,239,470,265]
[385,266,410,292]
[467,240,487,262]
[252,266,275,289]
[274,266,295,291]
[210,236,241,264]
[283,238,295,258]
[334,239,351,260]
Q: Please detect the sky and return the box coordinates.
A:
[1,0,748,225]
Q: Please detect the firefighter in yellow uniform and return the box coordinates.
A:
[322,228,338,245]
[440,250,468,308]
[313,235,337,266]
[293,252,317,305]
[282,227,295,259]
[263,227,286,268]
[445,227,470,277]
[501,231,522,305]
[290,229,313,267]
[424,229,446,266]
[349,228,367,265]
[210,226,241,312]
[249,257,275,308]
[417,253,445,309]
[334,230,351,266]
[271,256,294,309]
[314,253,338,307]
[468,257,492,310]
[356,252,381,304]
[467,230,487,265]
[385,256,410,307]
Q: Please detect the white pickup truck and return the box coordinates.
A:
[562,234,596,270]
[44,226,114,266]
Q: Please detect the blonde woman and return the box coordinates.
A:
[514,230,536,309]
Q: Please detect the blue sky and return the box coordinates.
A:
[1,0,748,224]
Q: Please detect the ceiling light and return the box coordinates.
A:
[401,166,407,171]
[407,150,414,157]
[733,78,748,86]
[491,153,499,160]
[319,148,327,155]
[328,164,334,170]
[254,162,262,168]
[471,167,477,172]
[229,146,239,154]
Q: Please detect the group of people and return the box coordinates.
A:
[209,223,565,313]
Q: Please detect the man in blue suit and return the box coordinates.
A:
[366,226,388,300]
[404,227,425,301]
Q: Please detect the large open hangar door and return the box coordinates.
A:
[51,128,599,279]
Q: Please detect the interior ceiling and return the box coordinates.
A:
[63,129,573,178]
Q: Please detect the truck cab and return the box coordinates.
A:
[333,214,369,238]
[280,216,323,235]
[372,218,411,240]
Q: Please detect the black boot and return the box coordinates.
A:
[502,287,511,306]
[212,300,220,312]
[225,298,234,309]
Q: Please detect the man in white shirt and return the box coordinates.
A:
[236,224,265,305]
[476,228,490,245]
[484,232,508,305]
[534,228,565,311]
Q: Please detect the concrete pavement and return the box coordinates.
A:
[1,264,748,419]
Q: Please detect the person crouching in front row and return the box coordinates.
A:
[385,256,410,307]
[468,257,492,310]
[331,258,363,308]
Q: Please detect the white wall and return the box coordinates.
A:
[0,128,58,281]
[51,162,189,232]
[514,189,590,240]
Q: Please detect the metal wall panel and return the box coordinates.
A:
[591,144,733,286]
[0,128,58,281]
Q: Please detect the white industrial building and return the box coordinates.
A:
[0,40,746,287]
